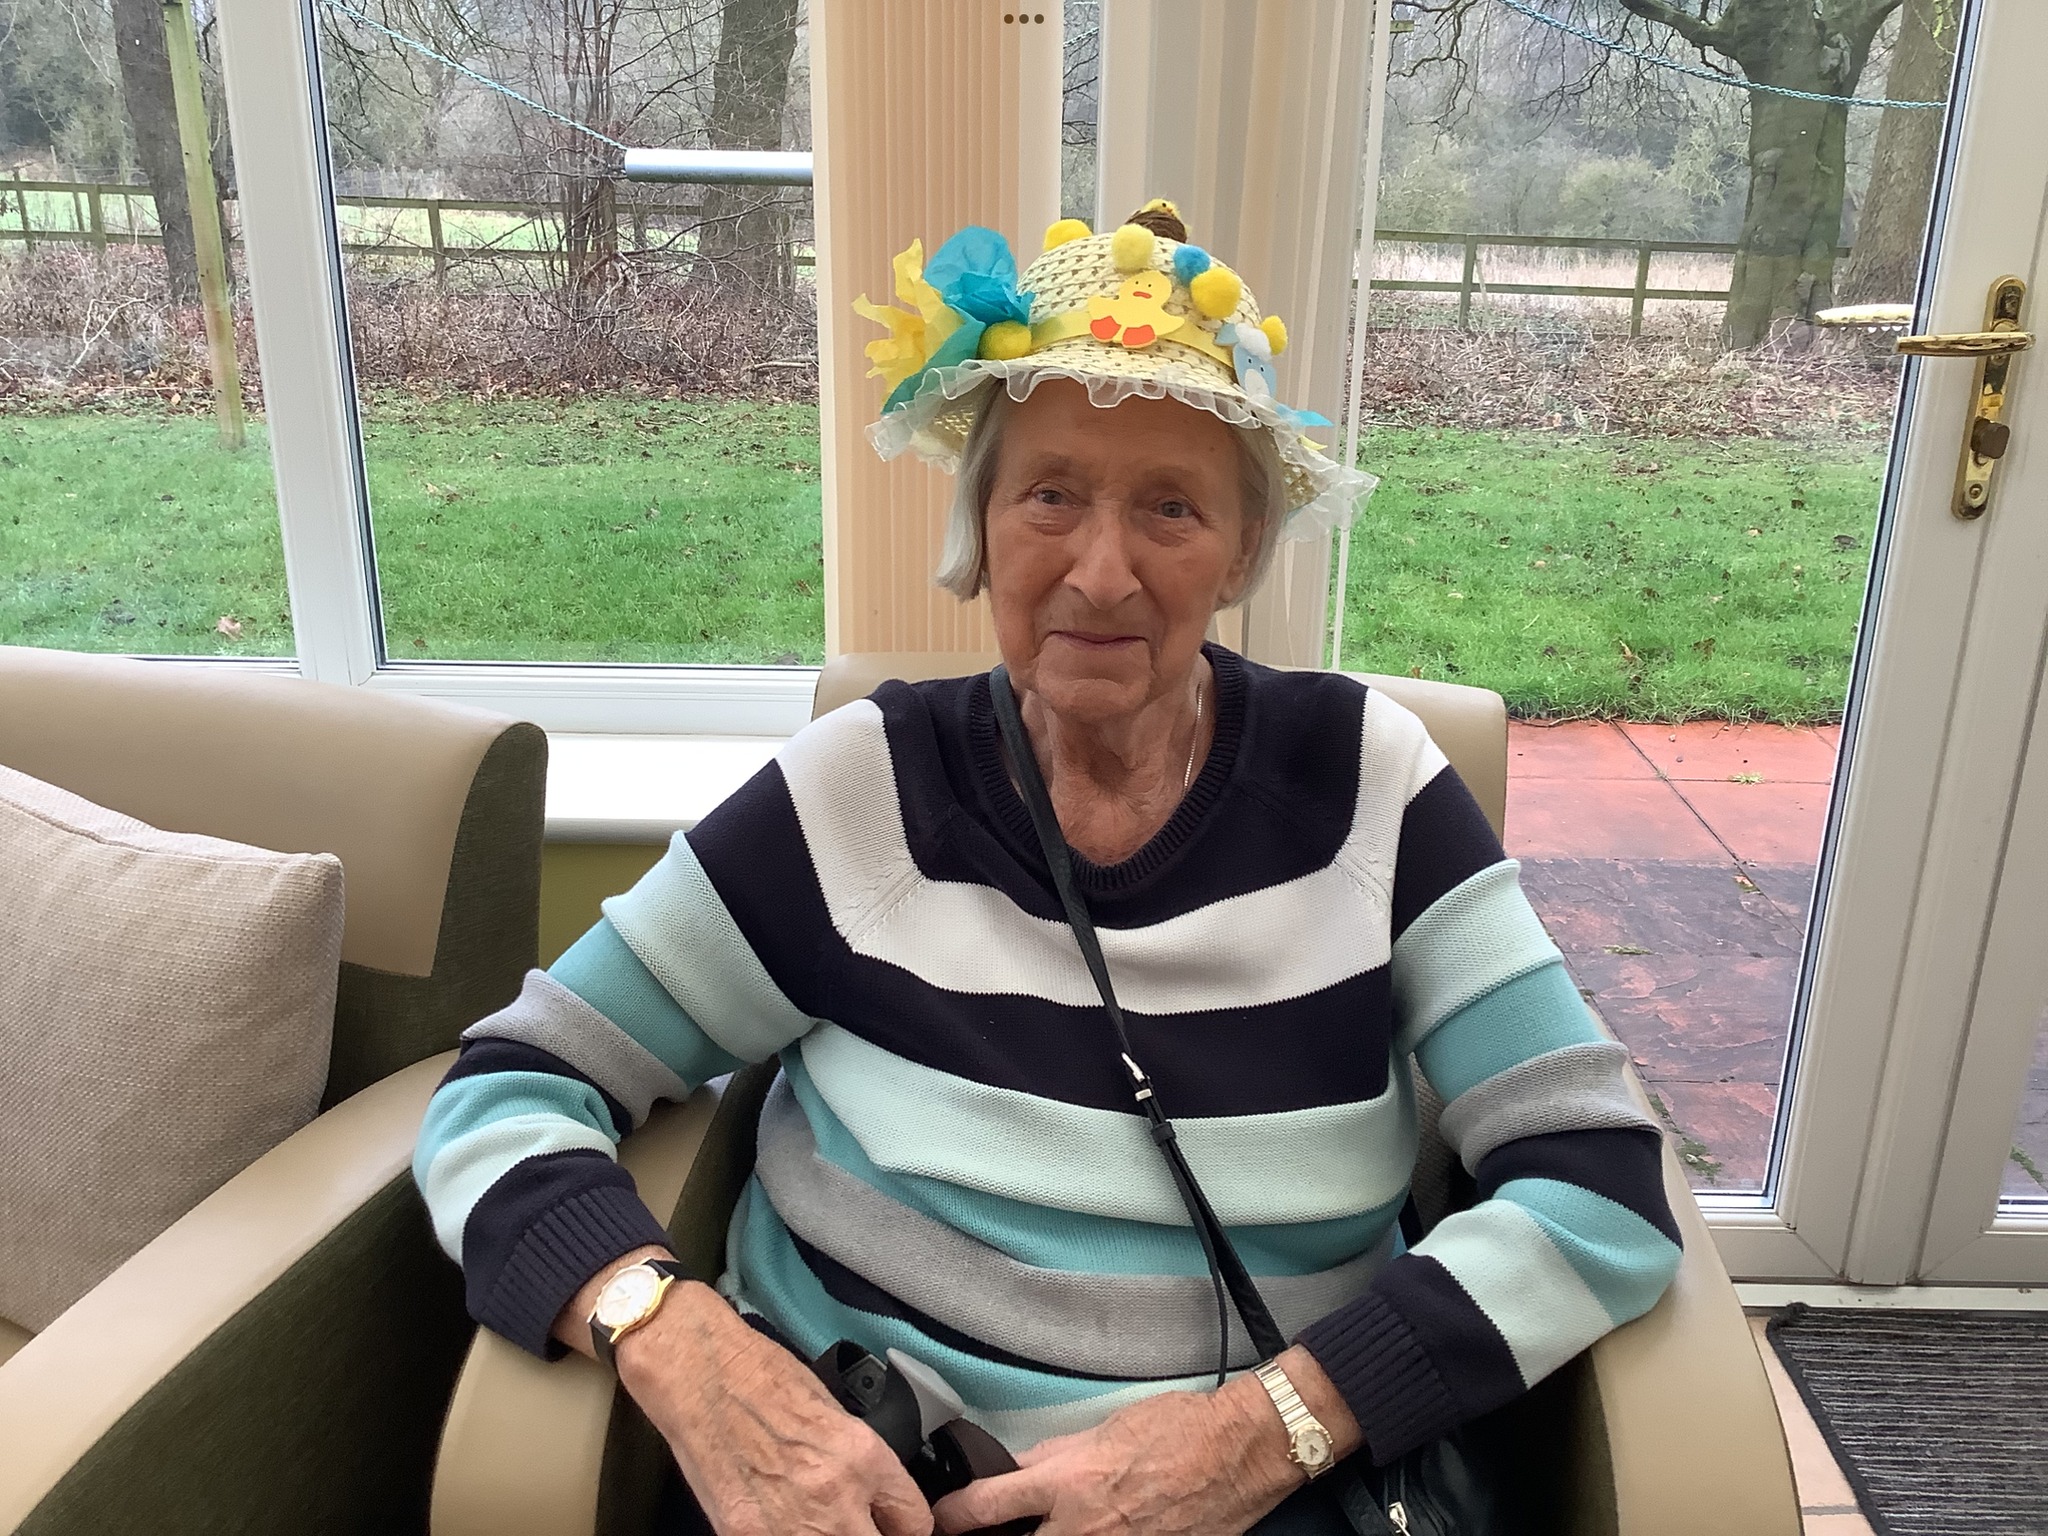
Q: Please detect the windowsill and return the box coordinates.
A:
[544,732,787,843]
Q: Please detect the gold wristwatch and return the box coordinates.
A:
[587,1256,687,1369]
[1253,1359,1337,1480]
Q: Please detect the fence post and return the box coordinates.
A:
[1631,244,1652,338]
[427,198,447,288]
[12,171,31,252]
[88,186,107,257]
[1458,235,1479,330]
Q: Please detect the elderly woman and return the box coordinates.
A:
[415,202,1681,1536]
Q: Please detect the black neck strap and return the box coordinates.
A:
[987,665,1288,1381]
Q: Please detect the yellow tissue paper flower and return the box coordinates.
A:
[852,239,962,391]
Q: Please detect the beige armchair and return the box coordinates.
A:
[0,646,547,1536]
[431,653,1799,1536]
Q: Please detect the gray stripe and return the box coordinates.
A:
[1436,1040,1653,1171]
[753,1079,1395,1378]
[462,969,688,1129]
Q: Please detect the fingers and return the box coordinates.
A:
[931,1467,1055,1536]
[868,1460,937,1536]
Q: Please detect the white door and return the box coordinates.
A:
[1713,0,2048,1284]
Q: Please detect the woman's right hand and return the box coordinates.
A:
[615,1278,934,1536]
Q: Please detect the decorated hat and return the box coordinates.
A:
[855,199,1370,537]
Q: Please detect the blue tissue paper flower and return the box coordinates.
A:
[882,225,1035,412]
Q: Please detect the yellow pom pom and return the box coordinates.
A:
[1260,315,1288,355]
[979,320,1033,361]
[1043,218,1092,251]
[1189,264,1242,320]
[1110,222,1156,274]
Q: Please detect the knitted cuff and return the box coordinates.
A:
[470,1180,673,1358]
[1296,1289,1463,1465]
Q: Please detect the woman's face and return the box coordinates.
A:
[983,380,1260,727]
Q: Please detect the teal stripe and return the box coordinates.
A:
[414,1067,621,1183]
[1415,960,1604,1101]
[781,1053,1402,1278]
[1493,1175,1682,1325]
[730,1178,1167,1414]
[550,918,745,1086]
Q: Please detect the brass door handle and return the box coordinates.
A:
[1903,275,2030,519]
[1895,329,2035,357]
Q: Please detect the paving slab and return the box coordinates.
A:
[1620,720,1839,783]
[1677,780,1831,867]
[1506,777,1724,861]
[1508,720,1659,780]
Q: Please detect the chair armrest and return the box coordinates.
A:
[1570,1145,1801,1536]
[0,1051,461,1534]
[431,1079,732,1536]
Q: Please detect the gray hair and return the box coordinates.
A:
[934,382,1290,602]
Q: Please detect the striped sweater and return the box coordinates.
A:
[414,647,1681,1462]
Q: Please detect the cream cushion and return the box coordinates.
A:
[0,764,344,1332]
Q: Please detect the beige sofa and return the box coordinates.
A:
[429,652,1800,1536]
[0,646,546,1536]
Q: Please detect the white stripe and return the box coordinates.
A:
[774,694,1448,1013]
[420,1112,617,1261]
[1435,1040,1651,1169]
[1391,860,1561,1054]
[799,1024,1417,1226]
[604,832,817,1061]
[1415,1200,1614,1387]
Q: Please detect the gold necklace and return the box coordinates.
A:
[1183,677,1205,792]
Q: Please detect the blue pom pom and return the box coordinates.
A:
[1173,244,1212,285]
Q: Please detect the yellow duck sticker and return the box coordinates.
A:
[1087,271,1178,349]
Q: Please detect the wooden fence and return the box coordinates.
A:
[4,177,1851,335]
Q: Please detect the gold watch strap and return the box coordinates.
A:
[1254,1360,1336,1479]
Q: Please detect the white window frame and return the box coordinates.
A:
[213,0,818,737]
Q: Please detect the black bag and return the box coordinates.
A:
[987,667,1505,1536]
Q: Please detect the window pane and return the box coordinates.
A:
[1,0,288,657]
[1342,2,1965,1194]
[310,0,819,665]
[2001,1005,2048,1211]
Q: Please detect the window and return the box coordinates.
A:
[308,0,820,668]
[1,0,290,659]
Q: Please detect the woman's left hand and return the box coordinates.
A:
[929,1373,1302,1536]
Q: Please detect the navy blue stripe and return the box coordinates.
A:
[1475,1126,1681,1247]
[685,760,841,1021]
[462,1148,670,1357]
[1391,765,1506,941]
[442,1035,632,1142]
[784,1228,1134,1383]
[827,957,1394,1116]
[1370,1253,1526,1421]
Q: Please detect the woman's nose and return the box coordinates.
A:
[1063,513,1143,611]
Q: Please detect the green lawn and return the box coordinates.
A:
[3,400,1886,717]
[1339,429,1884,720]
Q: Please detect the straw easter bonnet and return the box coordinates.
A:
[857,199,1372,539]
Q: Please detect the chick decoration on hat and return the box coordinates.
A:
[856,198,1371,538]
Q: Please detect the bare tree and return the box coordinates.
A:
[110,0,199,301]
[1838,0,1954,304]
[1612,0,1904,347]
[692,0,800,296]
[558,0,626,293]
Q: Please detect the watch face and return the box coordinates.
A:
[594,1265,664,1330]
[1292,1424,1335,1471]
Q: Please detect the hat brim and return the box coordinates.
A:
[866,339,1376,541]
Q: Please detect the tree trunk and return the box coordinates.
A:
[694,0,801,298]
[1839,0,1953,305]
[111,0,200,303]
[559,0,623,297]
[1619,0,1900,350]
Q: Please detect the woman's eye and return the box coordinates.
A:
[1032,486,1065,506]
[1159,499,1194,520]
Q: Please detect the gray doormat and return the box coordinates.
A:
[1766,1304,2048,1536]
